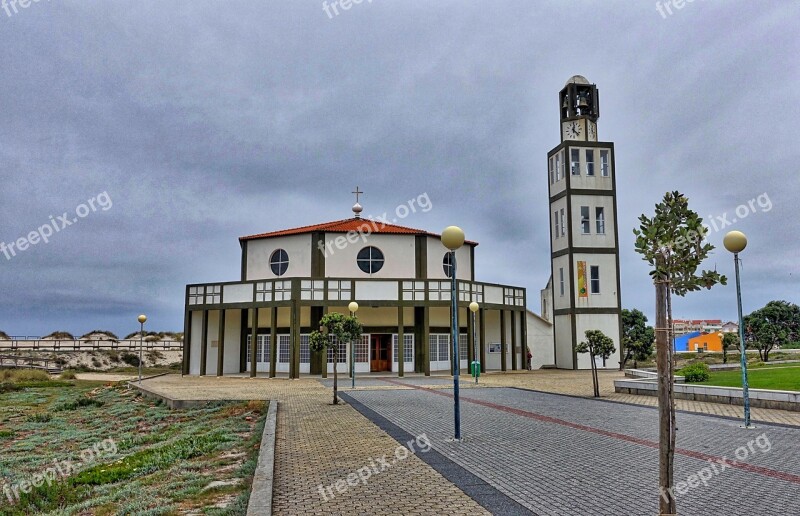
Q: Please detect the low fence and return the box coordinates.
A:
[0,354,62,374]
[0,339,183,352]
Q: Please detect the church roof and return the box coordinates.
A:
[239,217,478,245]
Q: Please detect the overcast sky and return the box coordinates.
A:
[0,1,797,337]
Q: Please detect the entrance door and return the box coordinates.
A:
[370,334,391,372]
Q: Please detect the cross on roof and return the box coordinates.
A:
[352,186,363,204]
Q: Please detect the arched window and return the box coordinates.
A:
[357,246,384,274]
[270,249,289,276]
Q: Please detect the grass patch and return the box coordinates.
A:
[0,385,266,514]
[689,364,800,391]
[0,368,52,382]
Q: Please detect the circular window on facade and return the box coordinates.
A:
[270,249,289,276]
[442,252,454,278]
[357,246,384,274]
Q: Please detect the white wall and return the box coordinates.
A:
[554,314,574,369]
[324,233,416,278]
[527,311,554,369]
[572,253,619,309]
[246,234,312,280]
[570,194,616,249]
[574,313,621,370]
[552,255,571,311]
[205,310,219,374]
[567,146,614,190]
[426,236,473,281]
[548,149,566,197]
[223,309,242,374]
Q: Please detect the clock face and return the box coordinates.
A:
[587,122,596,141]
[563,120,583,140]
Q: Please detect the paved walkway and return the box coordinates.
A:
[139,372,800,515]
[139,375,487,515]
[344,382,800,515]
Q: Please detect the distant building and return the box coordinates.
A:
[673,332,701,352]
[672,319,723,334]
[721,321,739,333]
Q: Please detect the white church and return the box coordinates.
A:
[181,76,622,377]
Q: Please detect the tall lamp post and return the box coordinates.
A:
[723,230,754,429]
[349,301,359,388]
[469,301,479,384]
[442,226,465,441]
[137,314,147,385]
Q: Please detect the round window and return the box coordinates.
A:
[357,246,384,274]
[442,252,454,278]
[270,249,289,276]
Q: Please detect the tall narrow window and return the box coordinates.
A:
[549,156,555,184]
[555,153,562,181]
[596,207,605,234]
[590,265,600,294]
[586,149,595,176]
[559,268,565,296]
[560,209,566,237]
[554,211,559,239]
[571,149,580,175]
[581,206,590,234]
[600,150,609,177]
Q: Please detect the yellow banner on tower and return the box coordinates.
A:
[577,261,588,298]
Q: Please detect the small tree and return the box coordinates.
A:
[721,332,738,364]
[633,191,726,516]
[576,330,616,398]
[620,308,655,369]
[309,312,363,405]
[744,300,800,362]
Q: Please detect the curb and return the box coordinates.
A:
[247,400,278,516]
[127,375,211,409]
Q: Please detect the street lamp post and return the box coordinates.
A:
[469,301,479,384]
[349,301,359,388]
[723,230,754,429]
[442,226,465,441]
[137,314,147,385]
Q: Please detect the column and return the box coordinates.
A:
[500,309,507,372]
[398,306,405,377]
[216,309,226,377]
[269,306,277,378]
[250,307,258,378]
[200,310,208,376]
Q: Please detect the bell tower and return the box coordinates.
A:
[547,76,622,370]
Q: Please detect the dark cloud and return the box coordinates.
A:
[0,1,797,335]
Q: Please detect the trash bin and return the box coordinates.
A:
[470,361,481,377]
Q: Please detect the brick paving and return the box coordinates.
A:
[139,375,488,515]
[478,369,800,427]
[140,372,800,515]
[345,383,800,516]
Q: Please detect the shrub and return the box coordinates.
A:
[26,413,53,423]
[3,369,51,383]
[60,370,77,380]
[54,397,105,411]
[680,362,710,382]
[0,382,21,393]
[0,330,9,340]
[0,429,14,439]
[121,353,140,367]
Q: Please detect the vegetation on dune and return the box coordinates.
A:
[41,331,76,340]
[123,331,183,341]
[79,330,120,341]
[0,330,9,340]
[0,378,267,515]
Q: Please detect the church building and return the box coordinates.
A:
[181,198,529,377]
